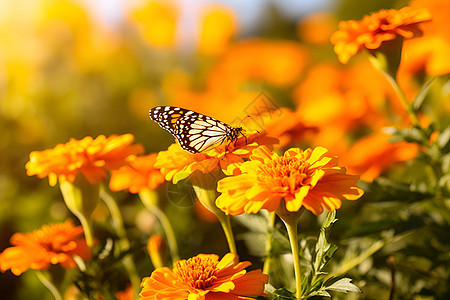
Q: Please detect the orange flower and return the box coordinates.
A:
[209,39,309,87]
[292,61,403,132]
[109,153,165,193]
[398,0,450,92]
[26,134,144,186]
[216,146,363,216]
[0,220,91,276]
[140,253,268,300]
[331,6,431,63]
[155,132,278,183]
[339,132,419,182]
[298,12,337,45]
[116,286,134,300]
[260,107,318,148]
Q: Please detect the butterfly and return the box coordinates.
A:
[149,106,245,153]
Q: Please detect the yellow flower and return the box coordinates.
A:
[331,6,431,63]
[0,221,91,276]
[109,153,165,193]
[127,0,178,48]
[216,146,364,216]
[155,132,278,183]
[139,253,268,300]
[26,134,144,186]
[198,4,237,56]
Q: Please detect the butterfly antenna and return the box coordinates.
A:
[239,115,251,128]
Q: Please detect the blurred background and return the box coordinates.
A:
[1,0,449,299]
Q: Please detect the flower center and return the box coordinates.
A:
[262,156,312,187]
[174,256,219,289]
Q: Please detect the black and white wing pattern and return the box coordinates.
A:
[149,106,243,153]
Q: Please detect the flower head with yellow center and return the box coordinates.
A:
[139,253,268,300]
[330,6,431,64]
[109,153,165,194]
[0,220,91,276]
[216,145,364,215]
[26,134,144,186]
[155,131,278,184]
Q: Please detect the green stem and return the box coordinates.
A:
[100,186,141,296]
[139,189,180,262]
[283,218,302,299]
[263,212,276,275]
[59,177,99,249]
[276,203,304,299]
[216,214,237,254]
[35,270,63,300]
[190,172,237,254]
[77,214,94,248]
[388,75,421,127]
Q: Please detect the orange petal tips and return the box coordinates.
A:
[331,6,431,63]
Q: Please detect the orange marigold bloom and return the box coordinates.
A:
[398,0,450,92]
[0,221,91,276]
[209,39,309,87]
[140,253,268,300]
[260,107,318,148]
[298,12,337,45]
[26,134,144,186]
[216,146,364,216]
[116,286,134,300]
[109,153,165,193]
[340,132,419,182]
[155,132,278,183]
[331,6,431,63]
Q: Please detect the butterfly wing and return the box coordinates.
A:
[149,106,231,153]
[149,106,188,134]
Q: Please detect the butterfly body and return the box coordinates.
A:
[149,106,244,153]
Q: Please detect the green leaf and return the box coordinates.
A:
[314,211,338,271]
[412,77,436,111]
[396,127,425,143]
[325,278,362,294]
[324,210,337,228]
[442,153,450,174]
[272,288,296,300]
[307,290,331,297]
[437,125,450,150]
[323,244,338,266]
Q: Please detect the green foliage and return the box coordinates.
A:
[73,238,145,299]
[268,212,361,299]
